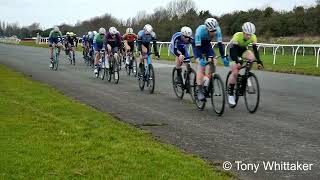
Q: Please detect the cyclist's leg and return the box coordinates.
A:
[193,44,206,100]
[49,42,53,60]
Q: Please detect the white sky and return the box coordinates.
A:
[0,0,316,29]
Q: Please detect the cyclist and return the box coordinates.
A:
[105,27,122,66]
[93,27,107,74]
[123,27,137,65]
[137,24,160,74]
[82,32,89,58]
[88,31,95,58]
[193,18,229,101]
[227,22,263,105]
[48,26,63,68]
[169,26,193,84]
[65,32,78,61]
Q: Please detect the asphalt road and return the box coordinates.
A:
[1,44,319,180]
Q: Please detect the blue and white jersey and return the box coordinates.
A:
[169,32,192,56]
[194,25,222,46]
[137,30,156,44]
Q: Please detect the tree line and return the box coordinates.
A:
[1,0,319,42]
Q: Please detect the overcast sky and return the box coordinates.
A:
[0,0,316,29]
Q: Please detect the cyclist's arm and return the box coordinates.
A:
[215,27,226,58]
[152,33,159,57]
[252,42,262,64]
[173,38,180,56]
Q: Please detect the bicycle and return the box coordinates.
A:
[50,45,60,71]
[107,52,120,84]
[138,52,155,94]
[67,44,75,65]
[172,56,196,101]
[95,49,107,80]
[125,51,137,77]
[194,57,225,116]
[226,59,261,113]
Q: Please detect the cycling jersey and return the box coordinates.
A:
[48,30,62,44]
[82,35,87,46]
[105,32,122,49]
[169,32,192,58]
[194,25,222,46]
[192,25,225,60]
[123,33,137,42]
[229,32,261,63]
[231,32,257,47]
[66,36,78,46]
[93,34,105,51]
[137,30,159,56]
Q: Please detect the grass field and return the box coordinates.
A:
[3,41,320,76]
[0,64,233,179]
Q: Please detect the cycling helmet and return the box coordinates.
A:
[204,18,219,31]
[109,27,118,35]
[181,26,192,37]
[98,27,106,35]
[93,31,97,35]
[53,26,60,32]
[143,24,153,34]
[126,27,134,34]
[242,22,256,34]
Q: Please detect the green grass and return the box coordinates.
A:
[3,41,319,76]
[0,64,233,179]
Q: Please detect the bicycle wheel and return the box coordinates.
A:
[210,74,225,116]
[100,61,106,80]
[172,67,184,99]
[108,59,112,82]
[126,59,131,75]
[194,85,206,110]
[113,61,120,84]
[148,64,155,94]
[54,49,59,71]
[138,64,145,91]
[72,51,75,66]
[133,58,138,77]
[226,71,240,108]
[187,68,196,102]
[95,66,100,79]
[244,72,260,113]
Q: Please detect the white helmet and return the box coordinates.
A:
[181,26,192,37]
[98,27,106,35]
[93,31,97,35]
[204,18,219,31]
[88,31,92,36]
[109,27,118,35]
[242,22,256,34]
[143,24,153,34]
[126,27,133,34]
[53,26,60,32]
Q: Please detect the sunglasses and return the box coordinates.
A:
[183,35,190,39]
[209,29,217,33]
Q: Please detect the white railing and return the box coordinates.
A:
[25,37,320,68]
[0,37,20,44]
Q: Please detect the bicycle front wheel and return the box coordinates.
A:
[188,68,196,102]
[148,64,155,94]
[172,67,184,99]
[113,61,120,84]
[244,72,260,113]
[210,74,225,116]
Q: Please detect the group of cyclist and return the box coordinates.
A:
[48,17,263,105]
[168,18,263,105]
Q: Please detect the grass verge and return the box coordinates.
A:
[0,64,233,179]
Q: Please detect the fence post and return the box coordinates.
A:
[317,48,320,68]
[273,45,280,65]
[294,46,300,66]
